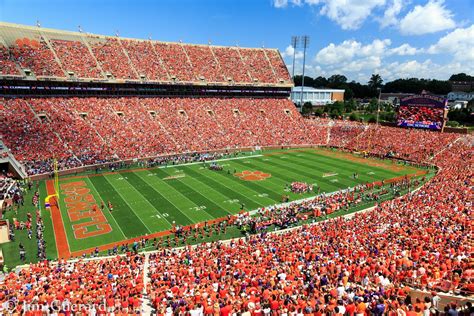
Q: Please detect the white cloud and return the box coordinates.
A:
[304,58,472,82]
[273,0,386,30]
[399,0,456,35]
[281,45,304,59]
[315,39,391,65]
[318,0,386,30]
[377,59,473,80]
[302,36,472,81]
[428,25,474,62]
[389,43,423,55]
[272,0,302,8]
[379,0,403,28]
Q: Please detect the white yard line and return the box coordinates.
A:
[103,176,155,234]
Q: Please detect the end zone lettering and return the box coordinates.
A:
[61,181,112,239]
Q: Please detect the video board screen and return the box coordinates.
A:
[397,95,447,130]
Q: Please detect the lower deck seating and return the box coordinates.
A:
[0,97,460,175]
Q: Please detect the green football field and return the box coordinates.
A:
[50,148,423,256]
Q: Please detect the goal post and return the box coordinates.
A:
[45,159,60,208]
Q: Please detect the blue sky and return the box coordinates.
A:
[0,0,472,83]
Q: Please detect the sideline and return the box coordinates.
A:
[59,154,264,181]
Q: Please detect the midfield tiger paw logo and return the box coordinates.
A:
[234,170,271,181]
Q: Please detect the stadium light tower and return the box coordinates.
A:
[299,35,310,107]
[376,87,382,125]
[290,36,299,80]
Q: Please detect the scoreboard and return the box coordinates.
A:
[397,94,448,130]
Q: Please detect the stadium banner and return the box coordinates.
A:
[397,94,448,130]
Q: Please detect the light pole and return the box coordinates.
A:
[376,87,382,125]
[290,36,299,81]
[299,35,310,108]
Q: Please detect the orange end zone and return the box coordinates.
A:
[45,180,71,259]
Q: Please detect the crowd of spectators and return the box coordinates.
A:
[0,95,463,176]
[50,39,102,79]
[212,47,252,83]
[344,125,458,162]
[266,49,291,83]
[3,34,289,84]
[0,98,76,175]
[10,38,64,77]
[327,120,367,148]
[90,38,137,80]
[0,253,144,314]
[186,45,223,82]
[1,97,315,175]
[121,39,170,81]
[0,43,19,76]
[147,137,472,315]
[0,104,472,314]
[239,48,278,84]
[153,42,196,82]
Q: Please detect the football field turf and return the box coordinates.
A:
[49,148,424,257]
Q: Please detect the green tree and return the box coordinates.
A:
[449,73,474,81]
[312,76,328,88]
[344,99,356,113]
[342,86,354,100]
[327,74,347,88]
[301,102,313,114]
[349,113,359,121]
[367,98,379,113]
[293,75,314,87]
[314,108,324,117]
[446,120,460,127]
[368,74,383,90]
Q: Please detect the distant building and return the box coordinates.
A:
[380,93,412,106]
[450,81,474,92]
[291,86,344,106]
[447,91,474,101]
[450,100,468,109]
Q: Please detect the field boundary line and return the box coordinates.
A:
[59,154,264,181]
[247,172,427,216]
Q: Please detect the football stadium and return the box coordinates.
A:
[0,2,473,315]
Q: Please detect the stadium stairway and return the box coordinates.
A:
[118,37,141,79]
[236,48,254,82]
[141,253,154,315]
[263,49,278,78]
[149,43,171,80]
[82,37,107,78]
